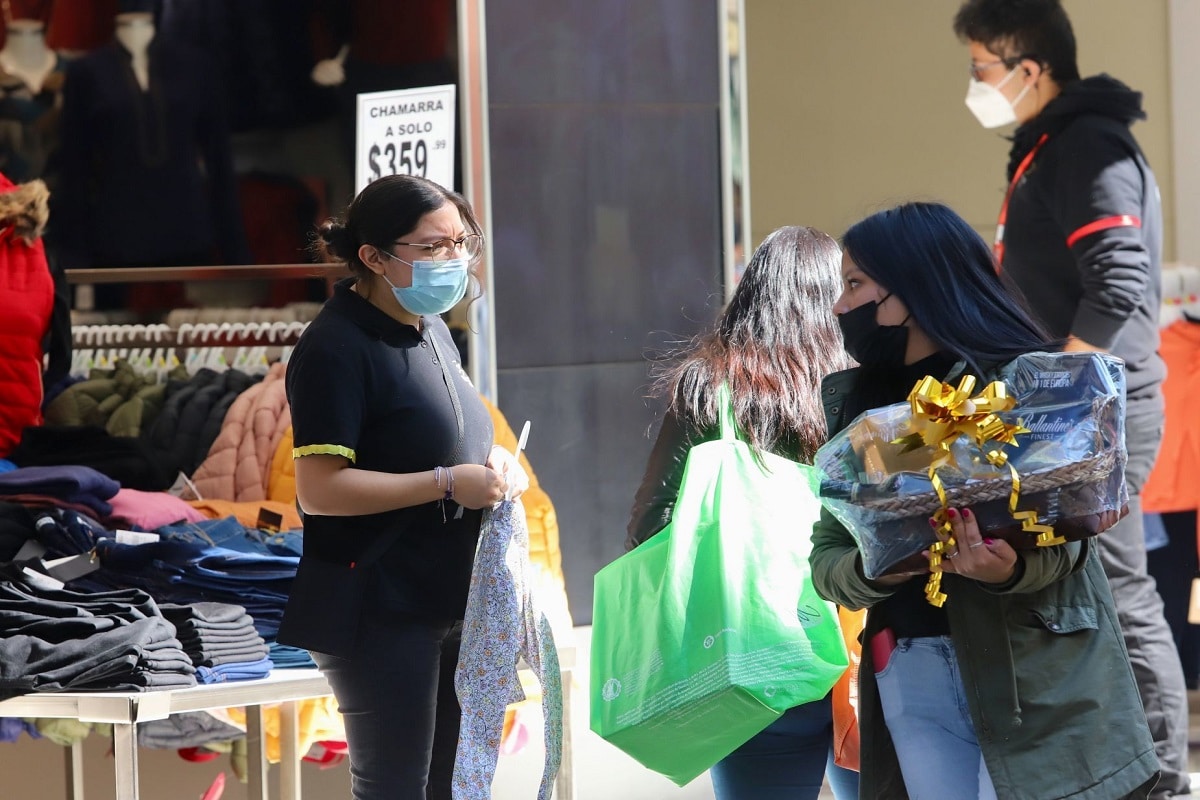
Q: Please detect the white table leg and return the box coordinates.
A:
[245,705,268,800]
[279,700,301,800]
[65,739,85,800]
[555,667,574,800]
[112,722,139,800]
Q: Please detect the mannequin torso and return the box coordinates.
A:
[0,19,54,93]
[114,11,152,90]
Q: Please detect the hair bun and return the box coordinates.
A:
[319,220,354,261]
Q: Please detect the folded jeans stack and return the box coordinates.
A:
[159,601,272,684]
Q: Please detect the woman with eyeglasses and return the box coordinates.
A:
[280,174,527,800]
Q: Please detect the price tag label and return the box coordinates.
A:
[355,83,456,193]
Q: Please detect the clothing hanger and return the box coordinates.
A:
[1185,267,1200,320]
[203,324,231,372]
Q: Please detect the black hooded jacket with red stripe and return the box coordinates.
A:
[1001,74,1165,403]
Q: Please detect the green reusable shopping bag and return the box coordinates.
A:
[590,388,848,786]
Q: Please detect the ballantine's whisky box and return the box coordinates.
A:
[816,352,1129,579]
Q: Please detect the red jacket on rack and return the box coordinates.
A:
[0,172,53,457]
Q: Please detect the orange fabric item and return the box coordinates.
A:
[1141,321,1200,513]
[832,606,864,771]
[483,395,565,588]
[267,426,297,505]
[188,499,303,531]
[500,707,518,750]
[222,696,345,764]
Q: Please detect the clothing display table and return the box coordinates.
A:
[0,668,331,800]
[0,649,576,800]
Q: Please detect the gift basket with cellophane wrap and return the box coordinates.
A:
[815,352,1128,604]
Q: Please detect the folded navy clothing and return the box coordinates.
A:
[269,643,316,669]
[0,466,120,517]
[8,425,174,492]
[196,656,273,684]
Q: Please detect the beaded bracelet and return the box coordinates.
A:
[434,466,457,523]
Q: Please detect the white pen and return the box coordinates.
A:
[515,420,531,459]
[502,421,531,504]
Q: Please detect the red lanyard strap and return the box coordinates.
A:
[994,133,1049,268]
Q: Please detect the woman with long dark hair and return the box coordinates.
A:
[627,226,858,800]
[810,201,1157,799]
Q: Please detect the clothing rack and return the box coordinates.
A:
[71,321,310,349]
[1161,264,1200,326]
[64,265,332,377]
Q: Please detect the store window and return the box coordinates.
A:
[4,0,458,318]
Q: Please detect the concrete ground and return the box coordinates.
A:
[492,626,1200,800]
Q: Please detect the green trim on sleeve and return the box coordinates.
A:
[293,444,357,463]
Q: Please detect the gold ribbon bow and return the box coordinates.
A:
[892,375,1061,607]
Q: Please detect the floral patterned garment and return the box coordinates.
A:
[453,499,563,799]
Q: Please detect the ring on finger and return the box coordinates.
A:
[968,541,985,549]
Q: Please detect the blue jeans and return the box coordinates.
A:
[709,694,859,800]
[875,636,997,800]
[158,518,304,557]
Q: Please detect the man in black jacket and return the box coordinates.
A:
[953,2,1187,797]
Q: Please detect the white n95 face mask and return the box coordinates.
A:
[964,67,1031,129]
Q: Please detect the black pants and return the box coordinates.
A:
[313,617,463,800]
[1147,510,1200,688]
[1100,401,1190,799]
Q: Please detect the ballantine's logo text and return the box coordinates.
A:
[1022,414,1071,435]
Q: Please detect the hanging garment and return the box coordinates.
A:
[191,362,290,503]
[54,38,250,270]
[0,172,51,458]
[1142,319,1200,513]
[453,499,562,799]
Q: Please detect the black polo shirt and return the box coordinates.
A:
[285,278,493,621]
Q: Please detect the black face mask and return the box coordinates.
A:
[837,295,910,366]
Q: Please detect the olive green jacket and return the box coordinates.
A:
[810,366,1158,800]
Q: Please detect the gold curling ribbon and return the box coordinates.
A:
[924,469,953,607]
[892,374,1060,605]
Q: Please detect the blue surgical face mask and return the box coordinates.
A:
[380,252,470,316]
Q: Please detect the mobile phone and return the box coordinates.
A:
[870,627,898,670]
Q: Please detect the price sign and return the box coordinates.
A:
[355,83,456,193]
